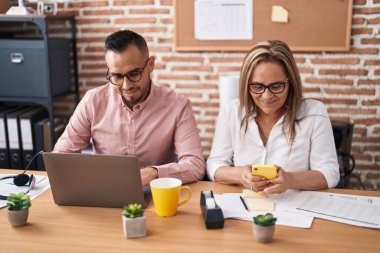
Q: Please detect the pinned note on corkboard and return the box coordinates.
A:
[175,0,353,52]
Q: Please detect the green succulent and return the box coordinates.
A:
[7,192,31,211]
[123,203,144,218]
[253,213,277,227]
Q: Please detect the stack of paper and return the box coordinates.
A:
[214,192,314,228]
[214,189,380,229]
[282,190,380,229]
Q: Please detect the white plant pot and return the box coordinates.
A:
[252,223,275,243]
[7,208,29,227]
[122,216,146,239]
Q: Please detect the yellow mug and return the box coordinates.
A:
[150,178,192,217]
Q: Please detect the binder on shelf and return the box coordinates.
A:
[6,107,34,170]
[20,107,48,170]
[0,106,18,169]
[34,118,47,170]
[43,119,53,152]
[34,118,65,170]
[43,118,65,152]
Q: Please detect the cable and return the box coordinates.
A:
[21,150,44,174]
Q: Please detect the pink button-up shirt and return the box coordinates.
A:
[53,82,206,183]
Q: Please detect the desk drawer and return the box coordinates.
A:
[0,39,71,98]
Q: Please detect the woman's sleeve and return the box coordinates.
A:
[309,105,340,188]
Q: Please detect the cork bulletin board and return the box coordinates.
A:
[175,0,353,52]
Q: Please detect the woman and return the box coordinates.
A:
[207,40,339,194]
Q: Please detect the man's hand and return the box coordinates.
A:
[140,167,158,186]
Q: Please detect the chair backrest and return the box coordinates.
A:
[332,121,354,154]
[332,121,355,188]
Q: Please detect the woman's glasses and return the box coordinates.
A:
[248,79,288,94]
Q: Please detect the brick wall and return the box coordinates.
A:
[54,0,379,189]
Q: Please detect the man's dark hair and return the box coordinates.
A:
[105,30,148,55]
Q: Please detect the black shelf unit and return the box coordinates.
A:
[0,14,80,147]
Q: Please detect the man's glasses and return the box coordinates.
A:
[106,58,150,85]
[248,79,288,94]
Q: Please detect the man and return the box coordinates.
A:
[54,30,206,185]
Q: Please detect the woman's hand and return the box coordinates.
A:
[240,165,271,192]
[258,167,292,195]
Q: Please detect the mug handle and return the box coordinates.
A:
[178,186,192,206]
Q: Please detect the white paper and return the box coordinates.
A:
[214,193,252,218]
[214,193,314,228]
[195,0,253,40]
[283,190,380,229]
[0,174,50,208]
[218,75,239,109]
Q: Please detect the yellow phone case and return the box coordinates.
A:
[251,165,277,179]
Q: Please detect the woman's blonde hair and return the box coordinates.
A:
[239,40,303,143]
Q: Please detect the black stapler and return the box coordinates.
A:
[200,190,224,229]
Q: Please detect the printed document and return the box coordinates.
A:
[0,174,50,208]
[195,0,253,40]
[283,190,380,229]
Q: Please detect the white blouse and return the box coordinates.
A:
[207,98,340,188]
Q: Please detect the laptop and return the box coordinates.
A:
[42,152,151,208]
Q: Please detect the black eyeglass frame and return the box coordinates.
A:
[106,58,150,85]
[248,79,288,94]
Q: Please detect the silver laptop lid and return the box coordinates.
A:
[42,152,146,208]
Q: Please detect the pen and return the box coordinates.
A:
[239,196,249,211]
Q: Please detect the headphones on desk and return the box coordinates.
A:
[0,151,43,200]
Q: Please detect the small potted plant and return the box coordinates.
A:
[7,192,31,227]
[252,213,277,243]
[122,203,146,239]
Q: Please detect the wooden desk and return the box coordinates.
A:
[1,170,379,253]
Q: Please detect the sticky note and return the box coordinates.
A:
[271,6,288,23]
[242,189,266,199]
[247,201,275,212]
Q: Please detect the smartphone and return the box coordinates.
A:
[251,165,277,179]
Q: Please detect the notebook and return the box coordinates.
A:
[42,152,151,208]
